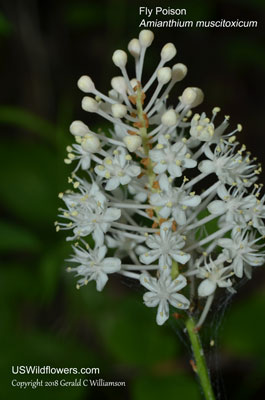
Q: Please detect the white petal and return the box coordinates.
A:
[104,207,121,221]
[97,245,107,261]
[156,299,169,325]
[169,293,190,309]
[143,291,160,307]
[208,200,226,215]
[198,160,214,174]
[105,177,120,191]
[198,279,216,297]
[140,272,158,292]
[140,250,160,265]
[153,163,167,174]
[171,252,190,264]
[93,227,104,246]
[102,257,121,273]
[218,238,233,249]
[95,271,108,291]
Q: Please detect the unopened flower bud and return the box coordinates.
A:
[157,67,172,85]
[161,109,177,126]
[130,78,138,90]
[77,75,95,93]
[161,43,177,62]
[70,120,89,136]
[112,50,128,68]
[111,103,127,118]
[123,135,142,152]
[81,133,101,153]
[128,38,141,58]
[81,96,99,113]
[181,87,204,108]
[139,30,154,47]
[172,63,187,82]
[111,76,127,95]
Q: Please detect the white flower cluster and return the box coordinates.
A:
[56,30,265,327]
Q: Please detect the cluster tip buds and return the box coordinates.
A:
[70,120,89,136]
[181,87,204,108]
[112,50,128,68]
[111,76,127,95]
[82,96,100,113]
[172,63,187,82]
[128,38,141,58]
[111,103,127,119]
[161,43,177,62]
[81,133,101,153]
[123,135,142,152]
[161,109,177,126]
[157,67,172,85]
[139,29,154,47]
[77,75,95,93]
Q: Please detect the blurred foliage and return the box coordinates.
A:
[0,0,265,399]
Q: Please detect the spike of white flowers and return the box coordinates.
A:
[58,30,265,330]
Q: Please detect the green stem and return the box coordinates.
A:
[185,316,216,400]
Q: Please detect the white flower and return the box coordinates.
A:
[196,255,233,297]
[199,144,258,188]
[190,113,215,142]
[106,233,145,260]
[59,181,120,245]
[150,174,201,224]
[64,143,91,171]
[58,29,265,328]
[218,229,265,278]
[139,221,190,273]
[69,245,121,291]
[149,136,196,177]
[207,184,256,227]
[140,272,190,325]
[95,146,141,190]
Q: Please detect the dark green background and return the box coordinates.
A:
[0,0,265,399]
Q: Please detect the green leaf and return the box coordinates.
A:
[222,289,265,357]
[39,241,69,303]
[0,12,12,36]
[0,106,56,145]
[0,221,41,253]
[0,141,59,228]
[132,374,200,400]
[99,296,179,366]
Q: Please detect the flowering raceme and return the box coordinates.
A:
[56,30,265,327]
